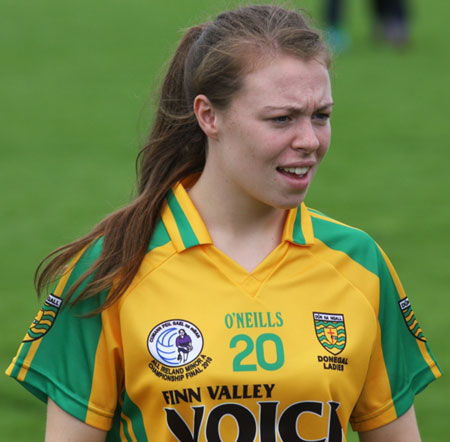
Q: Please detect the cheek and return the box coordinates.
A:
[318,143,330,161]
[317,127,331,160]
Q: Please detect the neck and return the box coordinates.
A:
[188,171,288,272]
[189,171,287,239]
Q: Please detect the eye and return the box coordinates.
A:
[313,112,331,123]
[271,115,291,124]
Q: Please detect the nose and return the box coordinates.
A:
[291,118,321,151]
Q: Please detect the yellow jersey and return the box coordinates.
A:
[6,181,441,441]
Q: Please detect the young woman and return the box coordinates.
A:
[6,5,440,442]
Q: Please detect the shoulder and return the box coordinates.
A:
[70,237,104,275]
[308,207,375,247]
[120,217,174,296]
[53,237,108,310]
[74,216,172,282]
[307,207,384,276]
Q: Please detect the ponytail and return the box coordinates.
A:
[36,25,208,311]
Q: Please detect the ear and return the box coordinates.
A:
[194,94,220,139]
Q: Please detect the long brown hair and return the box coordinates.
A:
[35,5,331,310]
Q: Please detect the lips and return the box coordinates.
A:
[277,166,310,177]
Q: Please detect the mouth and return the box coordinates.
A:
[277,166,310,178]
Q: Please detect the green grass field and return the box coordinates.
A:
[1,0,448,440]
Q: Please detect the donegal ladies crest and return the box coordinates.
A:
[23,293,62,342]
[313,312,346,355]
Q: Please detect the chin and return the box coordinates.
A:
[272,198,306,210]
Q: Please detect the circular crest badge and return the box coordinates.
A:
[147,319,204,367]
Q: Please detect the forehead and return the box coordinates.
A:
[235,55,332,108]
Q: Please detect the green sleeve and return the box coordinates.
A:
[6,238,113,425]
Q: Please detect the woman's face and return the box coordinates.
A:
[204,54,333,210]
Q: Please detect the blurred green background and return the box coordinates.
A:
[1,0,447,440]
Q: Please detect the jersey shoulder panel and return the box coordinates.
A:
[308,208,381,277]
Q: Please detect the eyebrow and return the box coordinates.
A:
[262,102,334,112]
